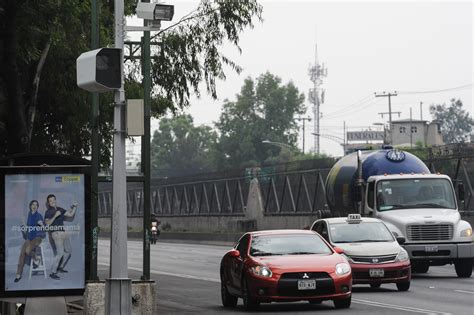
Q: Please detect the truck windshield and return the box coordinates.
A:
[376,178,456,211]
[329,222,395,243]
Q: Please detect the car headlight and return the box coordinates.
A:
[335,262,351,275]
[250,265,272,278]
[460,228,472,238]
[395,248,410,262]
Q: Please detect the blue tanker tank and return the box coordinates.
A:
[325,149,430,214]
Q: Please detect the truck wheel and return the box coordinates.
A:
[454,259,473,278]
[412,263,429,273]
[396,281,410,291]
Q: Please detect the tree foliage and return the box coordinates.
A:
[0,0,262,170]
[215,72,306,169]
[429,99,473,144]
[150,114,217,177]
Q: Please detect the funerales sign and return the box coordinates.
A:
[347,131,384,142]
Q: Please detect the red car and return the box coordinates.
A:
[220,229,352,311]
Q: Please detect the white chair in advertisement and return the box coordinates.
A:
[29,243,47,279]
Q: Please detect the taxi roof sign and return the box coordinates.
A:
[347,214,362,224]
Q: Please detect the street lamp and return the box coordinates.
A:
[262,139,294,150]
[312,133,346,155]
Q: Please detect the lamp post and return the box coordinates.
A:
[262,139,295,150]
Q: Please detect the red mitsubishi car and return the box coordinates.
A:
[220,230,352,311]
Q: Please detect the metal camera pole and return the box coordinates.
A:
[105,0,132,313]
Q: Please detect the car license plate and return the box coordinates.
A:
[425,245,438,252]
[298,279,316,290]
[369,269,384,277]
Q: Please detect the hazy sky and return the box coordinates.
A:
[131,0,473,157]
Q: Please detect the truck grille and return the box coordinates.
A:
[407,224,453,241]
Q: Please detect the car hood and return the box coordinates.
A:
[333,241,400,257]
[252,253,344,273]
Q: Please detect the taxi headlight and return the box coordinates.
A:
[335,262,351,275]
[250,265,272,278]
[395,248,410,262]
[460,228,472,238]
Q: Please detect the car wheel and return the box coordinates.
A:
[333,296,351,309]
[370,283,381,289]
[396,281,410,291]
[454,259,473,278]
[220,271,238,308]
[412,262,429,273]
[242,277,259,311]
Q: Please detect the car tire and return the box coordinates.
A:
[242,277,259,311]
[333,296,351,309]
[454,259,473,278]
[220,271,237,308]
[396,281,410,291]
[370,283,381,289]
[412,262,429,273]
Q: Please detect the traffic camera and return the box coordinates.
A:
[76,48,121,93]
[136,1,174,21]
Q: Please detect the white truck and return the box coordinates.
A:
[325,148,474,277]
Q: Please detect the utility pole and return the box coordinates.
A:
[343,121,346,155]
[375,91,398,144]
[296,116,311,154]
[308,42,327,154]
[105,0,132,313]
[420,101,423,120]
[410,107,413,149]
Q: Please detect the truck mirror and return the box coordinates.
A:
[458,183,465,202]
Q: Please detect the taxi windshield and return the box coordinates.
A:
[329,222,394,243]
[376,178,456,211]
[250,234,333,256]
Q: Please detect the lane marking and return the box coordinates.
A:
[454,290,474,294]
[353,299,451,315]
[98,262,220,283]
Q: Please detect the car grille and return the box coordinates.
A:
[353,269,409,280]
[350,255,397,264]
[278,272,335,297]
[407,224,453,241]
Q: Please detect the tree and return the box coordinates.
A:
[215,72,306,169]
[429,99,473,144]
[0,1,262,169]
[150,114,218,177]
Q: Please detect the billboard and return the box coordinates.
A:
[1,169,89,297]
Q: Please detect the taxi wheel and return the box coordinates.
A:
[396,281,410,291]
[242,277,259,311]
[370,283,381,289]
[454,259,473,278]
[333,296,351,309]
[220,272,237,308]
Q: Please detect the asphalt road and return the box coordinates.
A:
[98,239,474,314]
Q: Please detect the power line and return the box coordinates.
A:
[397,84,474,95]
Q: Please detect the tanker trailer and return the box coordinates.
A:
[325,148,473,277]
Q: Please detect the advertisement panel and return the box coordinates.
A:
[1,169,89,297]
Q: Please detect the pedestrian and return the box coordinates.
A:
[44,194,77,280]
[14,200,45,282]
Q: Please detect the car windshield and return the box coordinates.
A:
[249,234,333,256]
[376,178,456,211]
[329,222,394,243]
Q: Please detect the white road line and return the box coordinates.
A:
[353,299,451,315]
[454,290,474,294]
[98,262,220,283]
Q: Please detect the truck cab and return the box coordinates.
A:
[364,173,474,277]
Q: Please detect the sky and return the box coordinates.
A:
[129,0,473,158]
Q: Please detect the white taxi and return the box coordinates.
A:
[311,214,411,291]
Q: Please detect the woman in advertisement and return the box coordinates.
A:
[14,200,45,282]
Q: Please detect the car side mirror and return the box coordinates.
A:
[229,249,240,258]
[396,236,406,245]
[333,247,344,254]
